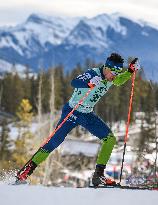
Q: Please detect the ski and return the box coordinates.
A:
[89,185,158,191]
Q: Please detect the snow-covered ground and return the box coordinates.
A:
[0,184,157,205]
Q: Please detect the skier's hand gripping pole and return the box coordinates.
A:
[128,58,141,73]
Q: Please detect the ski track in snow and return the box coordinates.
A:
[0,184,157,205]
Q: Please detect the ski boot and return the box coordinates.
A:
[92,165,117,187]
[15,160,37,184]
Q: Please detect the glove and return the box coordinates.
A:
[89,76,102,86]
[128,58,141,73]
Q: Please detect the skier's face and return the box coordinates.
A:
[104,67,117,81]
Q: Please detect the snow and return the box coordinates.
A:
[1,12,158,73]
[0,36,24,56]
[24,14,81,46]
[61,139,100,157]
[0,13,81,59]
[145,152,158,163]
[64,13,126,49]
[0,59,27,73]
[89,13,127,35]
[62,169,93,181]
[0,184,157,205]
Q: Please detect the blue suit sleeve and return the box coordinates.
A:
[71,69,97,88]
[71,79,89,88]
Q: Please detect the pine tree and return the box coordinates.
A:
[12,99,34,168]
[54,66,65,110]
[16,99,33,126]
[23,65,32,100]
[2,72,24,114]
[138,84,156,158]
[0,119,12,169]
[0,82,3,109]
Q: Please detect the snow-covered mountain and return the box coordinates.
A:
[0,13,158,81]
[0,14,81,64]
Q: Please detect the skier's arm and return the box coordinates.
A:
[113,70,132,86]
[71,77,90,88]
[71,69,99,88]
[113,58,140,86]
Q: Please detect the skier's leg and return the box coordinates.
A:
[79,112,116,165]
[96,132,116,166]
[16,104,78,181]
[31,114,77,166]
[78,112,116,186]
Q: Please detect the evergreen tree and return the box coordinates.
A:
[0,119,12,170]
[30,75,39,113]
[63,71,72,103]
[16,99,33,127]
[40,70,51,113]
[54,66,65,110]
[2,72,24,114]
[23,65,32,100]
[0,81,3,109]
[138,84,156,157]
[0,119,11,161]
[12,99,34,167]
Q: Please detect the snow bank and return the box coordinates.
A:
[0,184,157,205]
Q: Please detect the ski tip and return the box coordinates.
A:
[9,173,30,186]
[10,179,29,186]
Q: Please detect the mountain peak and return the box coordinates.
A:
[26,13,54,25]
[0,13,158,81]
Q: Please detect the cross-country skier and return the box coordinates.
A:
[15,53,139,186]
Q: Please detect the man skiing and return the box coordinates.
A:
[15,53,139,186]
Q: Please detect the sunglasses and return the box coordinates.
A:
[107,66,123,76]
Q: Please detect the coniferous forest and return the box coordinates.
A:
[0,65,158,121]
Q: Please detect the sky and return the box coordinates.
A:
[0,0,158,26]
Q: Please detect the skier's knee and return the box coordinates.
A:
[102,132,116,145]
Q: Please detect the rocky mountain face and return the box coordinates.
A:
[0,13,158,81]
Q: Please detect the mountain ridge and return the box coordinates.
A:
[0,13,158,81]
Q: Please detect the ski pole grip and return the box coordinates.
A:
[131,58,138,64]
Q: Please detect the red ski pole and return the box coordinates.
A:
[41,86,94,147]
[119,70,136,184]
